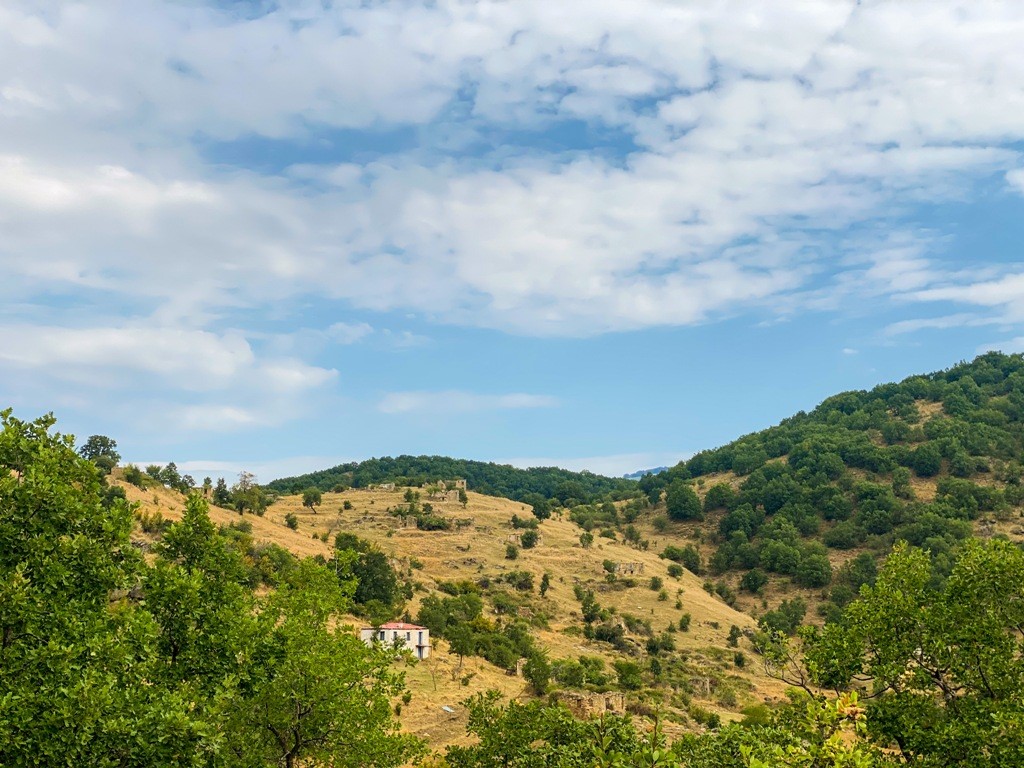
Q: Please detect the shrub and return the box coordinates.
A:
[505,543,519,560]
[284,512,299,530]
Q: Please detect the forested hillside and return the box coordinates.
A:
[268,454,636,503]
[629,353,1024,618]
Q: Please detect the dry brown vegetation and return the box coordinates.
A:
[114,475,788,750]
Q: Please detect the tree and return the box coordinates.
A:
[447,624,475,671]
[806,540,1024,767]
[302,486,323,513]
[911,442,942,477]
[523,652,551,695]
[233,470,268,515]
[522,492,551,520]
[520,529,539,549]
[666,480,703,521]
[540,572,551,597]
[0,410,422,768]
[213,477,232,506]
[445,691,640,768]
[223,561,424,768]
[122,463,146,487]
[613,659,644,690]
[0,411,210,766]
[78,434,120,465]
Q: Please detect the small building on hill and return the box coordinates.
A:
[360,622,431,659]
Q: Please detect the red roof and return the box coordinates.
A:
[363,622,427,631]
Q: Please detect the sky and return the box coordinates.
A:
[3,1,1024,481]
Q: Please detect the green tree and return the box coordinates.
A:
[0,411,211,767]
[447,624,476,670]
[613,659,644,690]
[666,480,703,521]
[806,540,1024,767]
[223,560,423,768]
[232,470,268,515]
[445,691,640,768]
[302,486,323,513]
[78,433,120,465]
[524,652,552,695]
[213,476,232,506]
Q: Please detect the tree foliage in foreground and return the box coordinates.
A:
[805,538,1024,767]
[0,409,421,768]
[446,689,893,768]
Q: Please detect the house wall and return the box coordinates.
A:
[359,627,431,659]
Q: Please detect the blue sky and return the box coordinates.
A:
[3,1,1024,480]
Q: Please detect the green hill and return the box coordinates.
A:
[633,352,1024,621]
[267,455,635,504]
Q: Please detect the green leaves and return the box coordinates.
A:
[0,412,420,768]
[806,539,1024,766]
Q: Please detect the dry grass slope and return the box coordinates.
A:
[115,476,787,751]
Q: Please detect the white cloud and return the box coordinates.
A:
[326,322,374,345]
[909,274,1024,324]
[884,313,987,337]
[1008,168,1024,194]
[0,323,337,434]
[4,1,1024,337]
[5,1,1024,431]
[0,324,334,391]
[378,391,559,415]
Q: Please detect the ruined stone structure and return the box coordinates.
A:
[615,562,645,575]
[555,691,626,719]
[425,479,467,502]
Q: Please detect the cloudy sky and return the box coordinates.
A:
[3,1,1024,479]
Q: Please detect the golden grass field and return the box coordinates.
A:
[115,476,789,751]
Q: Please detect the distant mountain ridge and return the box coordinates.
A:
[267,454,635,503]
[622,466,669,480]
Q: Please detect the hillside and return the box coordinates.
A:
[631,352,1024,623]
[267,455,636,503]
[115,476,780,751]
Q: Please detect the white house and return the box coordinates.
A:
[360,621,431,659]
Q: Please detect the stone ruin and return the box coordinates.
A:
[425,479,468,502]
[615,562,645,575]
[554,691,627,719]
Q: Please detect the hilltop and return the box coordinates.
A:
[267,455,635,503]
[628,352,1024,623]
